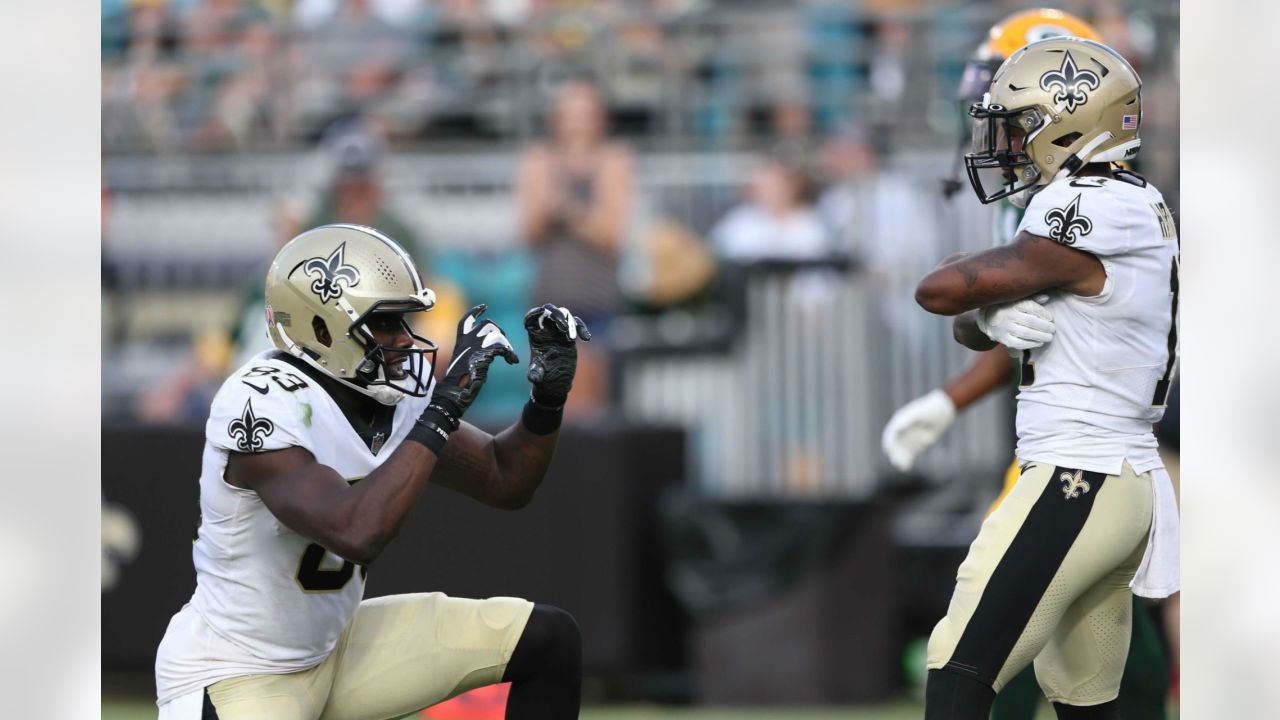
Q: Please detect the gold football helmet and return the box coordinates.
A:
[264,224,438,404]
[957,9,1104,104]
[965,37,1141,206]
[943,9,1103,200]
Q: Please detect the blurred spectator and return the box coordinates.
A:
[102,0,187,150]
[205,14,279,148]
[867,20,909,105]
[177,0,275,148]
[525,2,602,94]
[103,0,133,60]
[816,124,939,264]
[863,18,931,138]
[421,0,506,136]
[293,0,424,28]
[600,10,669,134]
[1070,0,1139,65]
[816,124,941,344]
[517,79,634,417]
[290,0,421,135]
[804,0,863,134]
[306,118,430,264]
[106,0,180,63]
[100,1,1181,167]
[769,97,816,168]
[711,158,828,262]
[815,125,877,254]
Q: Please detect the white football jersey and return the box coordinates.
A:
[155,352,432,705]
[1012,174,1178,475]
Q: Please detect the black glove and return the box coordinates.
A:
[427,304,519,427]
[524,303,591,407]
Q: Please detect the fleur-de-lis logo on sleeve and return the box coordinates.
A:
[303,243,361,303]
[1044,194,1093,246]
[1039,51,1101,113]
[227,399,275,452]
[1060,469,1091,500]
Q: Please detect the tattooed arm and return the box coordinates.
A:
[429,421,559,510]
[914,230,1106,316]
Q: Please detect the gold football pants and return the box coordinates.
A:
[927,461,1152,705]
[204,592,533,720]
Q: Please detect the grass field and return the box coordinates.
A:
[103,697,1068,719]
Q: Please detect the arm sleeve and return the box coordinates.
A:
[1017,180,1132,257]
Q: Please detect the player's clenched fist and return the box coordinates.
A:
[524,304,591,407]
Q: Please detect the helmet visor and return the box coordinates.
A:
[964,103,1044,204]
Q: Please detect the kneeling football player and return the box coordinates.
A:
[156,224,589,719]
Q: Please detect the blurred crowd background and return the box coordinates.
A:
[102,0,1179,711]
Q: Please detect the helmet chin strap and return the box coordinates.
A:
[1052,131,1115,182]
[1010,131,1119,209]
[353,382,408,406]
[353,361,410,406]
[1091,138,1141,163]
[274,322,407,406]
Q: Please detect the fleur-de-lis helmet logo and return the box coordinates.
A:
[1039,51,1101,114]
[303,243,361,303]
[1044,194,1093,246]
[227,399,275,452]
[1060,469,1091,500]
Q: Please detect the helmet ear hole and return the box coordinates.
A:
[312,316,333,347]
[1052,132,1083,148]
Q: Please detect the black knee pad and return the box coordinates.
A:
[925,668,996,720]
[504,604,581,683]
[1052,699,1120,719]
[532,604,581,663]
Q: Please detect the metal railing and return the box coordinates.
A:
[618,263,1011,500]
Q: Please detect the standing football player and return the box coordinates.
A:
[155,224,589,719]
[884,9,1105,481]
[882,11,1171,719]
[913,37,1179,720]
